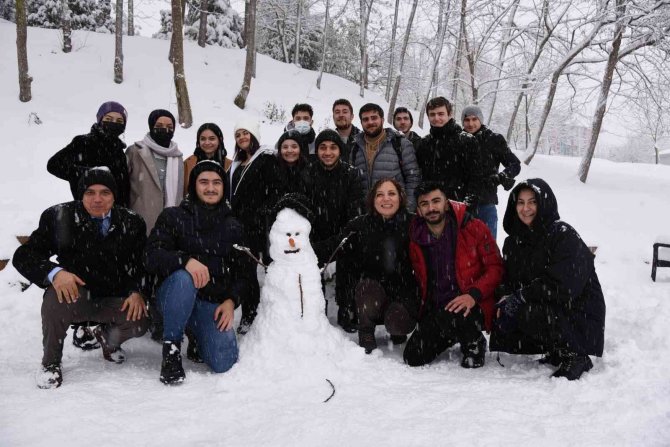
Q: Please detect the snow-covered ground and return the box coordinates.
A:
[1,23,670,446]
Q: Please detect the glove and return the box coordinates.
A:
[494,292,525,334]
[323,262,337,281]
[498,173,516,191]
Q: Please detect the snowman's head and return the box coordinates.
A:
[269,208,317,265]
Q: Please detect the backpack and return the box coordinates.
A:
[350,134,406,183]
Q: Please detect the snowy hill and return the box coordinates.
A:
[1,23,670,446]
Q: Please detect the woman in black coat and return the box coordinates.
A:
[274,130,311,197]
[490,178,605,380]
[322,178,419,353]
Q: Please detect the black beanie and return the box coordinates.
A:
[314,129,345,155]
[270,193,314,224]
[276,130,303,150]
[148,109,176,129]
[188,160,226,200]
[78,167,118,200]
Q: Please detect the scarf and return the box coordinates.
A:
[140,134,183,207]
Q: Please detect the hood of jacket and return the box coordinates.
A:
[502,178,559,236]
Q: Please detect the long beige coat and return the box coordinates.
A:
[126,143,184,234]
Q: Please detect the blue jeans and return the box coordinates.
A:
[474,204,498,240]
[157,270,238,373]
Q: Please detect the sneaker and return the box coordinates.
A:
[551,353,593,381]
[358,329,377,354]
[93,326,126,364]
[539,350,562,367]
[237,316,253,335]
[390,334,407,345]
[72,324,101,350]
[160,342,185,385]
[337,307,358,333]
[36,363,63,389]
[460,335,487,369]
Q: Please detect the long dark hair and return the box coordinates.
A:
[366,177,407,216]
[195,122,226,164]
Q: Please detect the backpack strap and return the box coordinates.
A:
[391,135,407,184]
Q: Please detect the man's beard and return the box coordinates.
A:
[335,121,351,131]
[365,126,383,138]
[425,211,445,224]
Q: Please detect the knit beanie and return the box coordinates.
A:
[78,167,118,200]
[96,101,128,124]
[461,105,484,125]
[148,109,176,129]
[270,193,314,225]
[314,129,346,155]
[276,130,303,150]
[234,118,261,143]
[188,160,226,200]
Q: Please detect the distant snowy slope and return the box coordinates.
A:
[1,22,670,447]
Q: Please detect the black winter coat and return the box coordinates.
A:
[493,179,605,356]
[13,202,147,298]
[341,125,361,163]
[405,130,422,151]
[273,157,312,198]
[47,124,131,207]
[473,126,520,205]
[320,210,420,318]
[305,160,365,244]
[145,199,253,306]
[416,119,483,205]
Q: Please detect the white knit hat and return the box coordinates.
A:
[234,119,261,143]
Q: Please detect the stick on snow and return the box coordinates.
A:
[299,274,304,318]
[323,379,335,403]
[233,244,267,269]
[320,232,355,274]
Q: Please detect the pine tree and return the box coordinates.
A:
[184,0,243,48]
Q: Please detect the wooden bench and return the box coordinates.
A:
[652,242,670,282]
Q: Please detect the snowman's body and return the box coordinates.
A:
[244,208,347,357]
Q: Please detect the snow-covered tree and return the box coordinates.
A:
[26,0,112,32]
[184,0,243,48]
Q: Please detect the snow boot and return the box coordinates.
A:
[551,353,593,381]
[36,363,63,389]
[460,334,487,369]
[359,329,377,354]
[93,325,126,364]
[160,341,185,385]
[237,316,253,335]
[539,350,562,367]
[337,307,358,333]
[71,324,100,350]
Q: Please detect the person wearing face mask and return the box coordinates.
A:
[48,101,131,208]
[126,109,184,235]
[183,123,230,196]
[284,103,316,157]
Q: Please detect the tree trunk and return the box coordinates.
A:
[128,0,134,36]
[359,0,366,97]
[114,0,123,83]
[169,0,186,62]
[419,0,450,129]
[198,0,208,47]
[171,0,192,127]
[385,0,399,101]
[578,0,626,183]
[235,0,256,109]
[387,0,418,123]
[294,0,302,66]
[450,0,467,106]
[62,0,72,53]
[16,0,32,102]
[487,0,518,123]
[316,0,330,89]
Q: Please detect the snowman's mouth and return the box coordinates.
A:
[284,249,301,254]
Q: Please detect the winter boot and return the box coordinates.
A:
[337,307,358,333]
[93,325,126,364]
[460,334,487,369]
[237,316,254,335]
[551,353,593,381]
[358,329,377,354]
[160,341,185,385]
[539,350,562,367]
[36,363,63,389]
[390,334,407,345]
[185,331,203,364]
[71,324,101,350]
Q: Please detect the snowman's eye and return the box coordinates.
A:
[286,233,291,237]
[295,232,300,236]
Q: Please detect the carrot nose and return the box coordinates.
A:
[289,238,295,248]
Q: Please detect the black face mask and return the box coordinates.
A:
[151,127,174,148]
[101,121,126,138]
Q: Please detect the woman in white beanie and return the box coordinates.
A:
[227,119,278,334]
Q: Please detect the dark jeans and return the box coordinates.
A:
[474,203,498,240]
[157,270,238,373]
[41,286,148,366]
[403,304,483,366]
[354,279,415,335]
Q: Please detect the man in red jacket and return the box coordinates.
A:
[404,182,503,368]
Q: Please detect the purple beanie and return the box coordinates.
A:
[96,101,128,124]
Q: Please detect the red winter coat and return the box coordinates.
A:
[409,201,503,331]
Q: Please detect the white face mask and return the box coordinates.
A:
[294,120,311,135]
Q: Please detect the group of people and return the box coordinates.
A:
[12,96,606,389]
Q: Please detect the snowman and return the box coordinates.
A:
[242,195,350,358]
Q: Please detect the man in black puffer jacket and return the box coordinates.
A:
[416,97,483,207]
[146,160,253,385]
[462,105,520,239]
[307,129,366,331]
[13,168,149,389]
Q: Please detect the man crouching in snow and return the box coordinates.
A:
[13,168,150,389]
[404,182,503,368]
[145,160,252,385]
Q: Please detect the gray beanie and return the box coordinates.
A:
[461,105,484,125]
